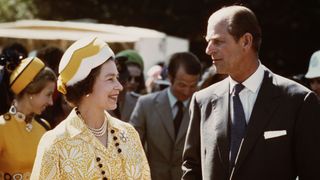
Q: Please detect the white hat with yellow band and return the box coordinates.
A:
[10,57,45,95]
[57,36,115,94]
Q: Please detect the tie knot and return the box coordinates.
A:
[234,83,245,95]
[176,101,184,109]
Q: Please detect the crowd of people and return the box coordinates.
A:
[0,4,320,180]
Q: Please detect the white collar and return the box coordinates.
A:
[229,62,264,94]
[167,88,188,108]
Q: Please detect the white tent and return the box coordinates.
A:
[0,20,189,73]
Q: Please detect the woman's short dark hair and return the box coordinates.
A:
[64,60,112,107]
[227,6,262,52]
[167,52,201,81]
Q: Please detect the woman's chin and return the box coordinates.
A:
[105,104,117,111]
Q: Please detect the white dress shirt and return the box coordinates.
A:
[229,63,265,124]
[167,88,189,119]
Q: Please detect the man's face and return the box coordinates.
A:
[170,67,199,101]
[126,64,142,92]
[205,18,244,77]
[309,77,320,99]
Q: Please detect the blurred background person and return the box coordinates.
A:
[36,46,63,75]
[1,42,28,60]
[0,42,28,114]
[305,50,320,101]
[197,66,227,90]
[111,49,146,122]
[108,55,134,122]
[116,49,146,95]
[145,64,163,93]
[0,56,56,179]
[130,52,201,180]
[145,63,170,93]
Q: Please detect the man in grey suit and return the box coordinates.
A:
[182,5,320,180]
[130,52,201,180]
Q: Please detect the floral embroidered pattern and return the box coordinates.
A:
[31,110,151,180]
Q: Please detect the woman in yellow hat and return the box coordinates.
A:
[31,36,151,180]
[0,54,56,179]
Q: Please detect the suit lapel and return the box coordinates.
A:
[203,79,230,172]
[235,70,282,170]
[214,82,231,172]
[155,89,175,141]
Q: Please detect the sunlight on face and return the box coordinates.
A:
[90,60,123,110]
[205,19,243,76]
[309,77,320,99]
[29,81,55,115]
[171,67,199,101]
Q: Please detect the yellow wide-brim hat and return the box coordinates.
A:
[57,36,115,94]
[9,57,45,95]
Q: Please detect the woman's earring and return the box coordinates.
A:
[85,94,90,97]
[9,105,17,114]
[30,96,33,100]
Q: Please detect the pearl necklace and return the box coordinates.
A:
[76,108,107,137]
[87,117,107,137]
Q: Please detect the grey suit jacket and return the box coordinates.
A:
[121,92,139,122]
[182,67,320,180]
[108,92,139,122]
[130,88,190,180]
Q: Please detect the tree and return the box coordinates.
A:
[0,0,36,22]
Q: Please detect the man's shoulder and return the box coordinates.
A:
[138,88,166,102]
[268,70,311,96]
[196,78,229,100]
[127,91,140,99]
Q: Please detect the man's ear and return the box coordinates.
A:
[241,33,253,49]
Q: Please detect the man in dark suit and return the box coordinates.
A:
[130,52,201,180]
[182,5,320,180]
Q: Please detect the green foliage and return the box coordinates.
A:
[0,0,37,22]
[1,0,320,75]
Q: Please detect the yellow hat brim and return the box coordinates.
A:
[10,57,45,95]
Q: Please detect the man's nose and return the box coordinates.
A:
[206,41,215,55]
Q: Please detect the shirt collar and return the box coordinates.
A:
[229,62,264,94]
[167,88,189,108]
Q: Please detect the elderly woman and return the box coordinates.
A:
[31,37,151,179]
[0,55,56,179]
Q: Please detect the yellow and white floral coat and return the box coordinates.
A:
[31,109,151,180]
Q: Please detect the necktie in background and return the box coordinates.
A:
[174,101,184,137]
[230,84,247,168]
